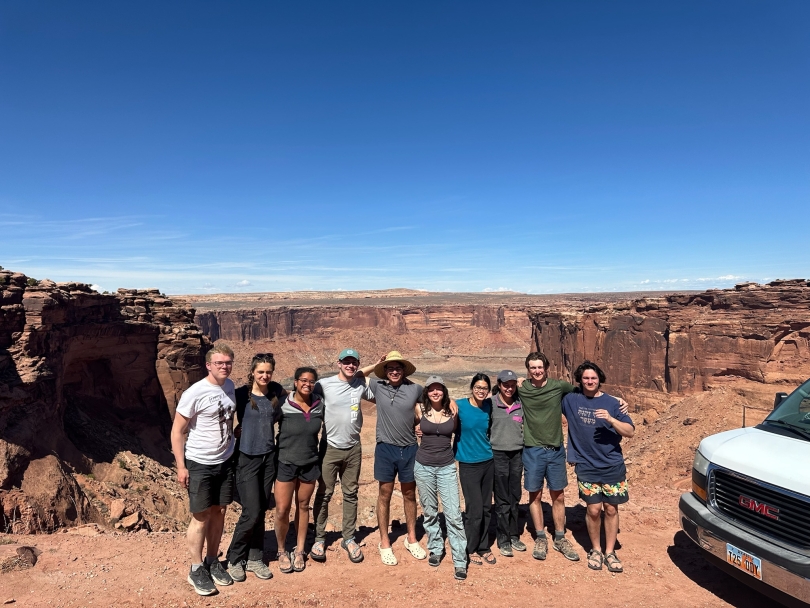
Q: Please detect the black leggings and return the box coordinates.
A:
[226,451,276,564]
[458,459,494,555]
[493,449,523,544]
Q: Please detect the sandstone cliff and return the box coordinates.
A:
[529,280,810,406]
[0,270,210,533]
[196,304,525,342]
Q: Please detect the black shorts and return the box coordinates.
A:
[277,461,320,483]
[186,457,235,514]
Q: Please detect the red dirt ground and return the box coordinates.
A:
[0,381,781,608]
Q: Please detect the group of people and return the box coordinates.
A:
[170,344,635,596]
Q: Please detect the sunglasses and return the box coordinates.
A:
[252,352,275,360]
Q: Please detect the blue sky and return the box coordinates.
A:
[1,1,808,294]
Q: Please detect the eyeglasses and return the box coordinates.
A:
[385,366,404,372]
[339,360,359,366]
[210,361,233,368]
[297,379,316,385]
[472,385,490,392]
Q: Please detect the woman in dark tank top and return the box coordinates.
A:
[413,376,468,580]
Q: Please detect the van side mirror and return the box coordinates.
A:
[774,392,788,409]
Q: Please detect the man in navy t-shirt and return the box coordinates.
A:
[561,361,635,574]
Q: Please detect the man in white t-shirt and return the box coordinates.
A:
[171,343,237,596]
[310,348,377,564]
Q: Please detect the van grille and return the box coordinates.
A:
[711,468,810,548]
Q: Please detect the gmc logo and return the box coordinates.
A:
[739,495,780,520]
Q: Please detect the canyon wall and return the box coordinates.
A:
[195,305,534,385]
[530,280,810,406]
[0,270,210,533]
[196,304,523,342]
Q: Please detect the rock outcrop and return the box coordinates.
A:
[0,270,210,533]
[529,280,810,406]
[196,304,528,342]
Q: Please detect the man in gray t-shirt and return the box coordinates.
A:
[365,351,428,566]
[310,348,376,564]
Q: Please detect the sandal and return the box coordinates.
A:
[468,554,483,566]
[292,548,306,572]
[481,551,497,565]
[277,550,293,574]
[309,541,326,563]
[605,552,623,573]
[379,544,398,566]
[587,549,603,571]
[341,538,364,564]
[403,537,426,560]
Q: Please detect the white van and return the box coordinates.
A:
[679,378,810,607]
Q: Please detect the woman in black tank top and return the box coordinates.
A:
[413,376,468,580]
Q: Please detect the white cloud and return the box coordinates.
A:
[235,279,252,287]
[483,287,512,292]
[90,284,103,292]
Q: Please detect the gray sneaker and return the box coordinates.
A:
[454,567,467,580]
[511,537,527,552]
[532,535,548,560]
[207,559,234,586]
[227,560,246,583]
[553,536,581,562]
[187,566,216,596]
[246,559,273,580]
[498,542,513,557]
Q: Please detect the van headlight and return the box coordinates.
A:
[692,450,710,502]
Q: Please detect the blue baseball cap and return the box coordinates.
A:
[338,348,360,361]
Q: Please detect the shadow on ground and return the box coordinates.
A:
[668,531,772,607]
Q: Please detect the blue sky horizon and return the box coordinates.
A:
[1,2,808,295]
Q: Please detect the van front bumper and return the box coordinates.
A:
[679,491,810,606]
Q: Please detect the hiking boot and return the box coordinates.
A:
[553,536,581,562]
[227,560,246,583]
[532,535,548,560]
[187,566,216,596]
[511,537,527,552]
[498,542,513,557]
[246,559,273,580]
[428,552,442,567]
[208,559,234,586]
[454,567,467,580]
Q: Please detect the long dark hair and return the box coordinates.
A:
[420,383,452,418]
[247,353,277,410]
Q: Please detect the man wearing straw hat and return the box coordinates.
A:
[367,351,428,566]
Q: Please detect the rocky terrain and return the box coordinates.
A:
[0,269,211,535]
[1,269,808,606]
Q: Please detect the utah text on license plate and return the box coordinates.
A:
[726,543,762,580]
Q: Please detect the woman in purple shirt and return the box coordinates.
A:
[561,361,634,574]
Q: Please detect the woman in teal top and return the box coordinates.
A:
[454,373,495,566]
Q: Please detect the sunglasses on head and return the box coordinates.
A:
[252,353,275,360]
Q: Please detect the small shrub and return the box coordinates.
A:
[26,278,39,287]
[117,458,129,470]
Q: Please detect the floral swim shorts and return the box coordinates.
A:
[577,479,629,505]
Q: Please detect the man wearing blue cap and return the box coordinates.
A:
[310,348,376,564]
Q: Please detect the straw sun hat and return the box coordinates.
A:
[373,351,416,379]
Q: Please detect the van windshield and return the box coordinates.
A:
[762,378,810,440]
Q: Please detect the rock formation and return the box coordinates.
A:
[0,270,210,533]
[529,280,810,406]
[196,304,527,342]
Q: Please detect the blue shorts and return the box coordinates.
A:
[374,442,418,483]
[523,445,568,492]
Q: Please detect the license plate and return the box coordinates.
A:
[726,543,762,580]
